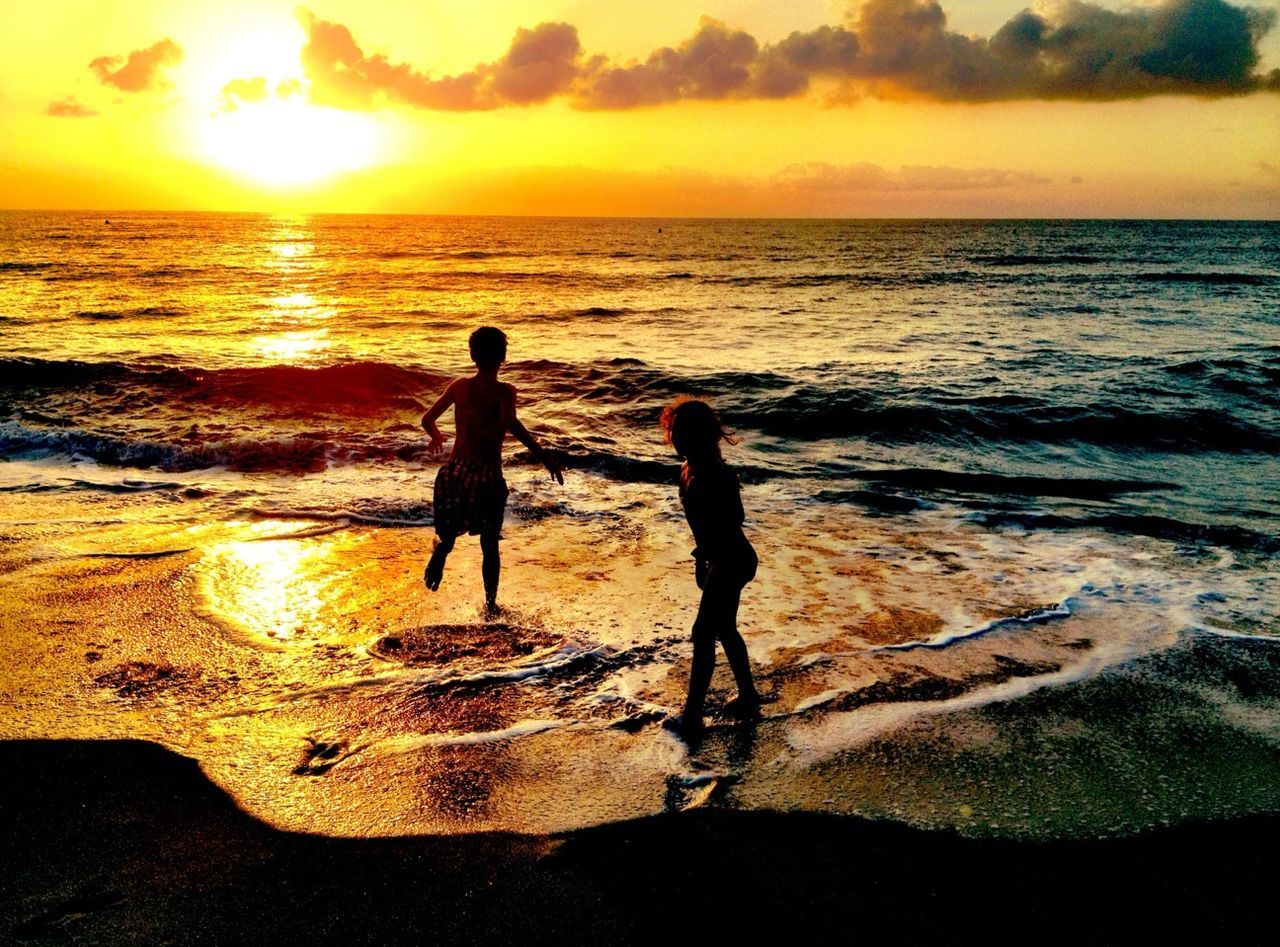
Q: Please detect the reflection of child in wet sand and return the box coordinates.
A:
[421,327,563,614]
[660,398,762,740]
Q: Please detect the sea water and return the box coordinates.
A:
[0,212,1277,837]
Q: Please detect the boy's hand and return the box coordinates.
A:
[428,432,450,456]
[544,457,564,485]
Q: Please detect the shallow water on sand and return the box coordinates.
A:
[1,214,1278,837]
[2,455,1278,838]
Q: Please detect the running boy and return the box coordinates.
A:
[422,327,563,614]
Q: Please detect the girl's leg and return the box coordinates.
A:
[682,570,735,723]
[720,548,760,708]
[719,620,760,706]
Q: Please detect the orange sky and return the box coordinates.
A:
[2,0,1278,217]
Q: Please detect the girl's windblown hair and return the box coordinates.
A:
[660,397,738,460]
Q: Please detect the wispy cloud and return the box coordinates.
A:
[219,77,270,111]
[47,96,99,118]
[775,162,1052,192]
[90,38,183,93]
[421,160,1063,217]
[283,0,1279,113]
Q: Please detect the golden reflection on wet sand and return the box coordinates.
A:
[203,534,334,641]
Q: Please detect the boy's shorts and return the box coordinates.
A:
[433,459,508,537]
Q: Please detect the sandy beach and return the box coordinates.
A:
[4,737,1277,944]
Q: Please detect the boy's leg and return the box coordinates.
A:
[424,532,456,591]
[479,530,501,610]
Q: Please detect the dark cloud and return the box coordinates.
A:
[47,96,99,118]
[752,25,862,98]
[288,1,1278,112]
[299,10,579,110]
[848,0,1280,100]
[576,17,760,108]
[89,38,183,93]
[491,23,582,104]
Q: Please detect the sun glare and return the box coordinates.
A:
[202,98,381,187]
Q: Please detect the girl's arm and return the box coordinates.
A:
[421,381,457,455]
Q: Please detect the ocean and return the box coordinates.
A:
[1,211,1278,838]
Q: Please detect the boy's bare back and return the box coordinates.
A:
[425,372,561,484]
[443,376,515,467]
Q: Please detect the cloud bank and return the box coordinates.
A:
[424,160,1060,217]
[288,0,1280,112]
[89,38,183,92]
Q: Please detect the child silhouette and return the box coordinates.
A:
[421,327,563,614]
[660,398,762,740]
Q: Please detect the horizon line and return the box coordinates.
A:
[2,208,1279,223]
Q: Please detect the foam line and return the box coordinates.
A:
[375,719,569,752]
[871,603,1072,653]
[1188,623,1280,644]
[251,507,431,528]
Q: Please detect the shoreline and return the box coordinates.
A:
[3,738,1274,944]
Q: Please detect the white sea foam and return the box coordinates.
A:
[375,719,570,753]
[785,610,1183,766]
[872,602,1073,652]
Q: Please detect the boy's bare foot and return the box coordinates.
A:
[424,540,446,592]
[483,600,502,620]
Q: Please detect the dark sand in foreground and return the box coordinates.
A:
[3,740,1275,945]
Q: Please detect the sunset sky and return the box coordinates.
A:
[3,0,1278,217]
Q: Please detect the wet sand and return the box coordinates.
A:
[4,473,1280,841]
[2,738,1274,945]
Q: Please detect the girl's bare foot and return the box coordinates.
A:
[662,713,704,743]
[722,693,762,720]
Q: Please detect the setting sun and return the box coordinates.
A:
[200,97,382,186]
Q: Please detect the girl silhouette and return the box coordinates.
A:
[660,398,762,740]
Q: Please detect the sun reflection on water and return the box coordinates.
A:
[272,242,312,259]
[253,256,339,360]
[252,328,331,362]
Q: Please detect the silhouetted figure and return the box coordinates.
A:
[421,327,563,615]
[660,399,761,740]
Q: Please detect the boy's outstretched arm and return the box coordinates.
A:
[421,381,457,455]
[502,386,564,484]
